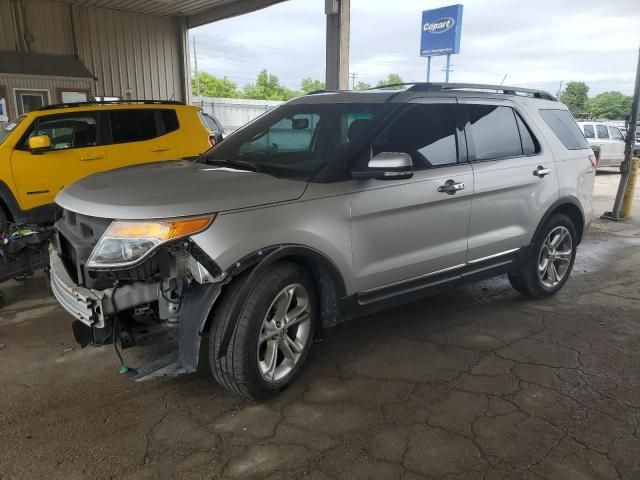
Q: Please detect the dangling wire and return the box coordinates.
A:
[111,281,136,376]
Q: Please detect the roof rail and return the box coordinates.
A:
[368,82,557,101]
[36,99,184,111]
[306,89,336,95]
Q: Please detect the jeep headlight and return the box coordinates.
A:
[87,216,214,268]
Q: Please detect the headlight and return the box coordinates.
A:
[87,216,214,268]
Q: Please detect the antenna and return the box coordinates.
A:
[497,73,508,92]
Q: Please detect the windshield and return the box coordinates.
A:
[0,116,26,145]
[204,102,390,179]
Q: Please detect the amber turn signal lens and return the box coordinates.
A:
[106,216,213,241]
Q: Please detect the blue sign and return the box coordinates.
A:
[420,4,463,57]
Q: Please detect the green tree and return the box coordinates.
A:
[559,81,589,117]
[377,73,404,89]
[243,70,299,100]
[589,91,632,120]
[355,81,372,90]
[192,72,240,98]
[301,78,325,94]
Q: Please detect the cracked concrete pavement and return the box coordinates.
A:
[0,171,639,479]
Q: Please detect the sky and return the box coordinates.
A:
[191,0,640,97]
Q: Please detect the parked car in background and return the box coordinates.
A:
[0,101,212,226]
[50,83,595,400]
[199,111,226,146]
[578,121,625,171]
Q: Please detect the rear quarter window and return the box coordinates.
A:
[538,109,589,150]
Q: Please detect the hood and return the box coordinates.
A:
[56,160,308,220]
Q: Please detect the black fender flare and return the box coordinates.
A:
[216,244,348,359]
[0,180,20,220]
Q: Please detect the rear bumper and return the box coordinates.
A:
[49,246,158,328]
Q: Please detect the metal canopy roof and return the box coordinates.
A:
[52,0,287,27]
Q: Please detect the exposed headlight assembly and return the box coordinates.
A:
[87,216,214,268]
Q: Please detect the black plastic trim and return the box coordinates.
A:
[216,244,347,359]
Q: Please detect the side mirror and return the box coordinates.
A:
[351,152,413,180]
[29,135,51,154]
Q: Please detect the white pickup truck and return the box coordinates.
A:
[577,121,625,171]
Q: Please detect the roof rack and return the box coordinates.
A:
[368,82,557,101]
[37,99,184,111]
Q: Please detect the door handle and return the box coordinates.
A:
[438,179,465,195]
[80,154,104,162]
[533,166,551,178]
[150,146,171,153]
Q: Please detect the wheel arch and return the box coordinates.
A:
[204,244,348,360]
[533,197,585,245]
[0,180,19,222]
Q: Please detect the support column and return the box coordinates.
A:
[177,17,191,103]
[325,0,350,91]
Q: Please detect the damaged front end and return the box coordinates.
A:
[49,209,226,379]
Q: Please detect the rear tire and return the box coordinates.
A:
[510,213,577,298]
[507,272,527,294]
[209,262,317,400]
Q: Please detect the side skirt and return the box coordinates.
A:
[339,247,529,321]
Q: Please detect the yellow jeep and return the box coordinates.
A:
[0,101,214,225]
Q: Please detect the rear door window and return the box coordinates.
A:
[538,109,589,150]
[596,125,609,139]
[465,105,523,161]
[608,126,623,141]
[110,109,158,144]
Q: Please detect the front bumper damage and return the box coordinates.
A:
[50,244,224,381]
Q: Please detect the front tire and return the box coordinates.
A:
[510,213,577,298]
[209,262,317,400]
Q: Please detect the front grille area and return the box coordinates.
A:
[54,209,112,287]
[54,209,170,290]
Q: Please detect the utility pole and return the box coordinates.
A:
[349,72,357,90]
[193,36,200,97]
[603,45,640,220]
[557,80,563,99]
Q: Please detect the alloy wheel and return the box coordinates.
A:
[257,283,312,383]
[538,226,573,288]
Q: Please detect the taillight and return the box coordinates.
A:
[209,135,217,148]
[588,154,597,167]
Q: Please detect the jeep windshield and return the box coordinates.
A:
[204,102,391,179]
[0,116,25,145]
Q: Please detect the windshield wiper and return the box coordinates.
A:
[204,158,260,172]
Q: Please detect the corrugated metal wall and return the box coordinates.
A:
[0,0,186,103]
[0,1,16,51]
[74,5,184,100]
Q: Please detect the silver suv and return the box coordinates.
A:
[49,83,596,400]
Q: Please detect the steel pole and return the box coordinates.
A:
[608,46,640,219]
[427,56,431,82]
[445,54,451,83]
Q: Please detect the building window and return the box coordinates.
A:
[14,89,50,116]
[58,89,90,104]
